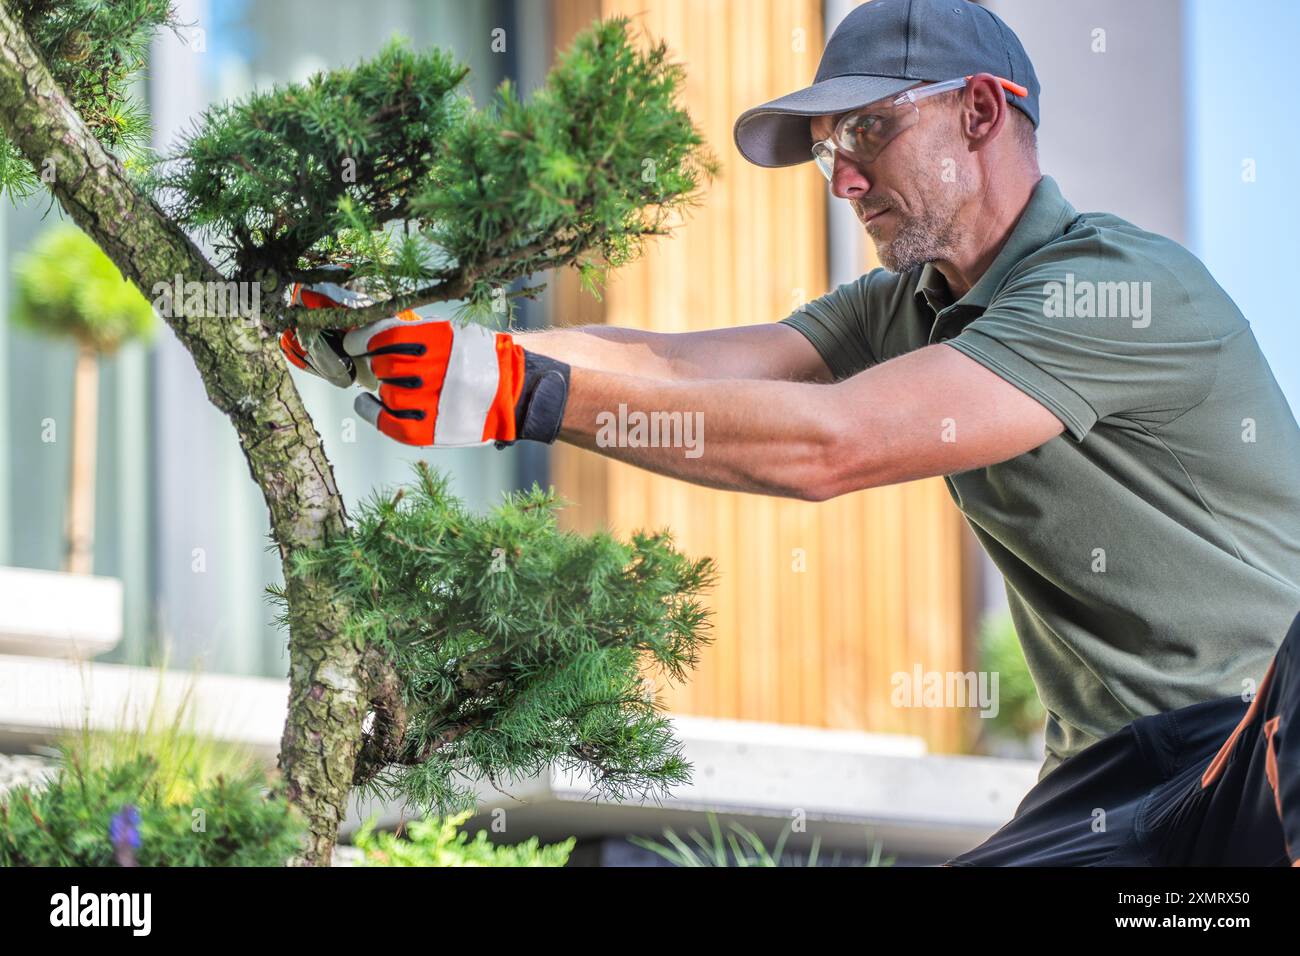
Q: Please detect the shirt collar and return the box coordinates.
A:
[911,175,1076,313]
[914,261,951,314]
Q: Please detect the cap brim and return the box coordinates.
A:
[733,75,919,168]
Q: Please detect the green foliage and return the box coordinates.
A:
[352,810,573,867]
[152,37,469,282]
[412,17,719,318]
[11,223,156,351]
[978,609,1045,741]
[629,811,896,867]
[1,0,174,200]
[6,12,716,322]
[152,17,717,320]
[0,752,304,866]
[59,663,261,807]
[272,460,717,816]
[0,665,304,866]
[0,136,43,203]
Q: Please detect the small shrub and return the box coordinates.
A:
[61,674,256,808]
[629,812,895,867]
[0,752,304,867]
[353,811,574,867]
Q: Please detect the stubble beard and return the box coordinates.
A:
[865,199,963,274]
[857,164,967,273]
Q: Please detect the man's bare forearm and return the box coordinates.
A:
[518,321,833,385]
[514,325,684,379]
[557,365,836,501]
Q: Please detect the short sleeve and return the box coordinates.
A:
[944,247,1221,442]
[778,275,877,382]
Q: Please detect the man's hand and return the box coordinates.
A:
[278,281,380,390]
[279,281,571,448]
[341,314,571,447]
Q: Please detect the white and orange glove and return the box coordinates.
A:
[279,281,570,448]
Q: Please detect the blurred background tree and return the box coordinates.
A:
[11,225,155,575]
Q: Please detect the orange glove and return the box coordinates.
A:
[342,313,571,448]
[280,281,570,448]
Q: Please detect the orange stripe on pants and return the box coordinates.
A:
[1201,657,1276,790]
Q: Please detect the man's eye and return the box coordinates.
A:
[848,114,885,135]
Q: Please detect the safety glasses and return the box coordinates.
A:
[811,75,1030,181]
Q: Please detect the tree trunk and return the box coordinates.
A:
[63,343,97,575]
[0,6,371,865]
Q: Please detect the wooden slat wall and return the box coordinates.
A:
[546,0,976,753]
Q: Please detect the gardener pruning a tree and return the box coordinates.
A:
[0,1,729,865]
[285,0,1300,866]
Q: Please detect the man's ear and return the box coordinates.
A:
[961,73,1008,148]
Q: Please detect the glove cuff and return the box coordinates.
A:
[510,350,571,445]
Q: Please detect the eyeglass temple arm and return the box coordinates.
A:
[964,74,1030,98]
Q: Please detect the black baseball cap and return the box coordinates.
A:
[734,0,1041,168]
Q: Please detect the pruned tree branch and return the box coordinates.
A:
[278,231,581,330]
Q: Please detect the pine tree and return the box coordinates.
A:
[0,1,718,864]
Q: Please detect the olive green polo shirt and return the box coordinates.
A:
[780,174,1300,781]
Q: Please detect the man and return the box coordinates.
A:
[281,0,1300,865]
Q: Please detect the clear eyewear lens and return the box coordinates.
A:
[811,142,835,181]
[810,76,1028,180]
[835,100,919,163]
[810,99,921,181]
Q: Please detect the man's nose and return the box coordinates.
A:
[831,153,871,200]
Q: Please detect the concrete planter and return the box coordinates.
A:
[0,566,123,659]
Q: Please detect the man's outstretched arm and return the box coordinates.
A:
[517,322,834,383]
[558,343,1065,501]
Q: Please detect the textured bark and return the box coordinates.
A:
[0,4,376,865]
